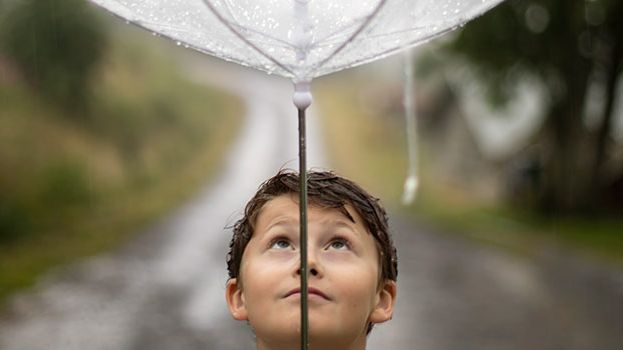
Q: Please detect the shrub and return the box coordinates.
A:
[0,0,108,111]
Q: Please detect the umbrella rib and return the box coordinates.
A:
[229,23,295,48]
[222,0,239,19]
[200,0,294,76]
[220,0,294,47]
[311,14,370,47]
[313,23,436,48]
[320,26,457,74]
[354,19,465,41]
[221,0,253,35]
[314,0,389,71]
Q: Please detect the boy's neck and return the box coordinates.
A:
[257,337,367,350]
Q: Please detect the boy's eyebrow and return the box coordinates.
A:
[265,217,297,231]
[321,219,364,236]
[264,217,363,236]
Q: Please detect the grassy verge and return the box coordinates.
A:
[314,73,623,265]
[0,27,243,305]
[314,75,408,203]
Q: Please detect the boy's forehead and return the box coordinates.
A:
[255,194,364,230]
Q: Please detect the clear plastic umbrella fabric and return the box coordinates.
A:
[88,0,504,82]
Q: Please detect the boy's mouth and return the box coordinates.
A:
[284,287,330,301]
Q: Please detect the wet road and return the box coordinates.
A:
[369,219,623,350]
[1,55,623,350]
[0,56,327,349]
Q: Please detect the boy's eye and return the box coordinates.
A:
[327,238,349,251]
[270,238,293,250]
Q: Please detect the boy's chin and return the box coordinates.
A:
[254,318,364,349]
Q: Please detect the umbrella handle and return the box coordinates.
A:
[294,81,312,350]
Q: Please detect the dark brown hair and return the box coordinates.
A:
[226,169,398,283]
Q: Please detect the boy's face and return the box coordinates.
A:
[226,194,396,349]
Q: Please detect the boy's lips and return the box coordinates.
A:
[284,287,331,301]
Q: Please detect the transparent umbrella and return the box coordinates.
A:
[87,0,505,348]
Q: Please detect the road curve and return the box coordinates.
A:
[0,53,328,350]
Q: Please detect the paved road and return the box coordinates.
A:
[2,53,623,350]
[369,219,623,350]
[0,54,328,349]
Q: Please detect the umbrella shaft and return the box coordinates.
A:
[298,106,309,350]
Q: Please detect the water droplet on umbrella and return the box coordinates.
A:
[89,0,506,89]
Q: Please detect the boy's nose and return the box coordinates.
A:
[296,249,323,278]
[296,266,319,276]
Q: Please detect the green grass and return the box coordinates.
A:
[409,194,623,264]
[0,26,243,305]
[315,73,623,266]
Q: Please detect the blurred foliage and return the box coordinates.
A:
[0,0,107,111]
[37,159,94,208]
[0,17,242,303]
[0,197,31,244]
[446,0,623,215]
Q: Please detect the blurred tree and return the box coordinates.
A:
[0,0,108,112]
[446,0,623,215]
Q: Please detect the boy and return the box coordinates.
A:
[225,170,398,350]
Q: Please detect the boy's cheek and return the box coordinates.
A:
[265,250,300,262]
[246,252,299,275]
[327,257,379,280]
[239,256,296,295]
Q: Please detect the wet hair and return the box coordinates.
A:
[226,169,398,283]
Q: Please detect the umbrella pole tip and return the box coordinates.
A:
[293,81,312,109]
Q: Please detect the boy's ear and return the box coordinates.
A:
[369,280,397,324]
[225,278,248,321]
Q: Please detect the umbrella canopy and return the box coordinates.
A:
[89,0,504,81]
